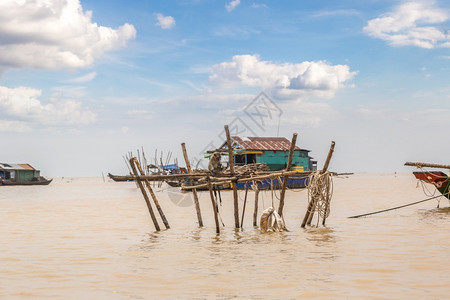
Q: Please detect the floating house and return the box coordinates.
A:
[0,163,52,185]
[208,136,317,172]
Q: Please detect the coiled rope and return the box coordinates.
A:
[306,171,333,224]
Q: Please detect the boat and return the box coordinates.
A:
[1,177,52,186]
[108,173,134,182]
[0,163,52,186]
[235,175,309,190]
[405,162,450,200]
[412,171,450,200]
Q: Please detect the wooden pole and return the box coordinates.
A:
[253,183,259,227]
[240,182,249,228]
[404,162,450,169]
[301,141,335,228]
[207,175,220,235]
[278,133,297,216]
[181,142,203,227]
[129,158,160,231]
[225,125,240,228]
[132,157,170,229]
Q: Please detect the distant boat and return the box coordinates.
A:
[108,173,134,182]
[0,163,52,186]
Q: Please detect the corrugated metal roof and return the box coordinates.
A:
[18,164,35,170]
[231,136,303,151]
[0,163,35,170]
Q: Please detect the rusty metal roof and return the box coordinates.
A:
[231,136,303,151]
[0,163,35,170]
[18,164,35,170]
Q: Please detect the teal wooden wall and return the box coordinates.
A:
[256,150,310,171]
[16,170,34,181]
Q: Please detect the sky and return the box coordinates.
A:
[0,0,449,177]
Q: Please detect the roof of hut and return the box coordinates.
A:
[0,163,36,171]
[231,136,306,151]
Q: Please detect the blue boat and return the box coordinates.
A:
[235,175,310,190]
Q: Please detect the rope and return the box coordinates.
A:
[348,193,447,218]
[306,171,333,222]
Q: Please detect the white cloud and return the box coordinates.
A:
[0,85,96,129]
[226,0,241,12]
[209,54,356,98]
[364,1,450,48]
[67,72,97,83]
[0,0,136,72]
[0,120,32,132]
[155,13,176,29]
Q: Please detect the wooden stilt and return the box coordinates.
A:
[224,125,240,229]
[207,175,220,235]
[278,133,297,217]
[132,157,170,229]
[240,182,249,228]
[181,143,204,227]
[253,183,260,227]
[301,141,335,228]
[129,158,160,231]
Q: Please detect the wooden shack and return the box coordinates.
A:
[0,163,52,185]
[209,136,317,172]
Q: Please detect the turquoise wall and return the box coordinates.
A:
[256,150,310,171]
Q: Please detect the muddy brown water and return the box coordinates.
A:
[1,173,449,299]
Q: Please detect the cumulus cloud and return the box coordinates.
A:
[364,1,450,48]
[226,0,241,12]
[210,54,356,98]
[155,13,176,29]
[0,0,136,72]
[0,85,96,130]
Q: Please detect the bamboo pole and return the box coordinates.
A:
[181,142,203,227]
[207,176,220,235]
[301,141,335,228]
[180,171,311,190]
[240,182,249,228]
[225,125,240,228]
[132,157,170,229]
[129,157,160,231]
[404,162,450,169]
[278,133,297,216]
[253,183,259,227]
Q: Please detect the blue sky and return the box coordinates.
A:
[0,0,449,177]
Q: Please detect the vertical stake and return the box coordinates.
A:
[278,133,297,217]
[129,157,160,231]
[240,181,249,228]
[253,183,259,227]
[133,157,170,229]
[207,175,220,235]
[181,142,203,227]
[225,125,240,229]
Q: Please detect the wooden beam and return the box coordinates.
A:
[129,158,160,231]
[225,125,240,228]
[278,133,297,217]
[181,143,203,227]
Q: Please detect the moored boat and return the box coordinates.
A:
[0,163,52,186]
[405,162,450,200]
